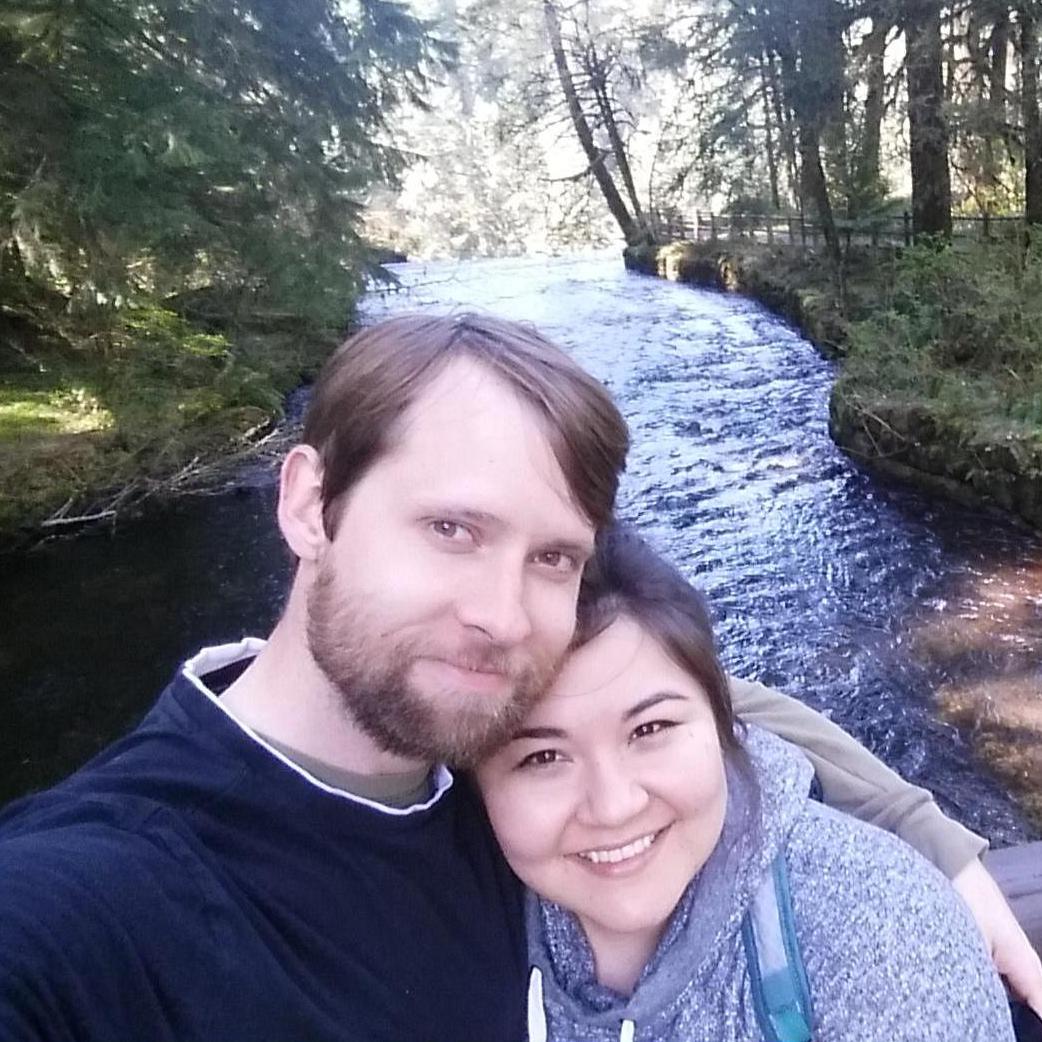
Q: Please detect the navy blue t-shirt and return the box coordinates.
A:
[0,661,528,1042]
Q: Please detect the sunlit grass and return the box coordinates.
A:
[0,386,113,439]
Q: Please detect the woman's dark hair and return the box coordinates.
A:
[575,523,740,753]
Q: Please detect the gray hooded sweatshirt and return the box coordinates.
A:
[525,726,1013,1042]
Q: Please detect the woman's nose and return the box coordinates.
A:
[579,759,649,828]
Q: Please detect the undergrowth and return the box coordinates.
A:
[0,304,339,542]
[839,240,1042,439]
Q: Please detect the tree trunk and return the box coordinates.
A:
[782,1,843,269]
[904,0,953,238]
[982,13,1010,187]
[859,19,888,194]
[799,123,842,268]
[541,0,640,244]
[759,58,781,210]
[1023,5,1042,226]
[766,54,800,203]
[587,47,646,227]
[990,15,1010,113]
[777,45,842,268]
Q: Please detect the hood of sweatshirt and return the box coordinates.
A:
[526,725,815,1042]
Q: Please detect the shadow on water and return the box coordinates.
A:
[0,488,290,803]
[2,252,1040,844]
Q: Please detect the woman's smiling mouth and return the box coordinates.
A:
[574,827,667,871]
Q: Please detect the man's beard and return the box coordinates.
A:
[305,562,556,767]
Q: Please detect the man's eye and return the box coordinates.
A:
[533,550,577,572]
[430,520,472,543]
[517,749,562,769]
[631,720,676,741]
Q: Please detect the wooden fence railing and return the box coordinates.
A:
[653,210,1027,250]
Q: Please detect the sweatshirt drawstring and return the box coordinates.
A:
[527,967,547,1042]
[526,965,636,1042]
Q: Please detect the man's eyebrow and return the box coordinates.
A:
[542,538,595,561]
[623,692,690,720]
[509,725,568,741]
[420,506,504,527]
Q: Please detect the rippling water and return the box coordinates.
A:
[366,253,1042,843]
[2,252,1039,843]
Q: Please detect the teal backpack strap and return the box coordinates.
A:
[740,853,814,1042]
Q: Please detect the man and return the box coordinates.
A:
[1,313,1038,1040]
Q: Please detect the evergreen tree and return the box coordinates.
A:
[0,0,451,325]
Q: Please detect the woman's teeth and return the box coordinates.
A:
[577,831,659,865]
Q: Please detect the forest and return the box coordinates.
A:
[377,0,1042,256]
[4,0,1042,541]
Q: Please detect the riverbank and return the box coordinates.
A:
[0,306,339,552]
[624,238,1042,531]
[624,239,855,357]
[625,237,1042,831]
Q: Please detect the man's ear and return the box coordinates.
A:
[277,445,328,561]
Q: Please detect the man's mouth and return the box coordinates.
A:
[416,656,515,694]
[439,656,509,677]
[575,828,665,866]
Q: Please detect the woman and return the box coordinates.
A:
[475,526,1014,1041]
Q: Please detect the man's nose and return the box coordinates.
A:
[456,561,533,646]
[579,758,649,829]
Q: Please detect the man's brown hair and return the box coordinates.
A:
[303,312,630,536]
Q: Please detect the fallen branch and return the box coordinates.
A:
[40,509,116,530]
[841,395,912,461]
[855,404,910,442]
[14,406,299,552]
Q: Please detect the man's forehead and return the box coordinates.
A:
[376,360,593,540]
[400,356,526,425]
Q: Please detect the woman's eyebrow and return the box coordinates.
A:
[624,691,689,720]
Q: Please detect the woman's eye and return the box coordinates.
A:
[517,749,561,769]
[631,720,675,741]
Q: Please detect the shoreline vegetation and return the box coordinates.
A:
[0,304,340,554]
[624,238,1042,533]
[624,237,1042,826]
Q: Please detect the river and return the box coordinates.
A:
[1,252,1039,844]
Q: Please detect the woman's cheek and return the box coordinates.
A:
[487,777,568,868]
